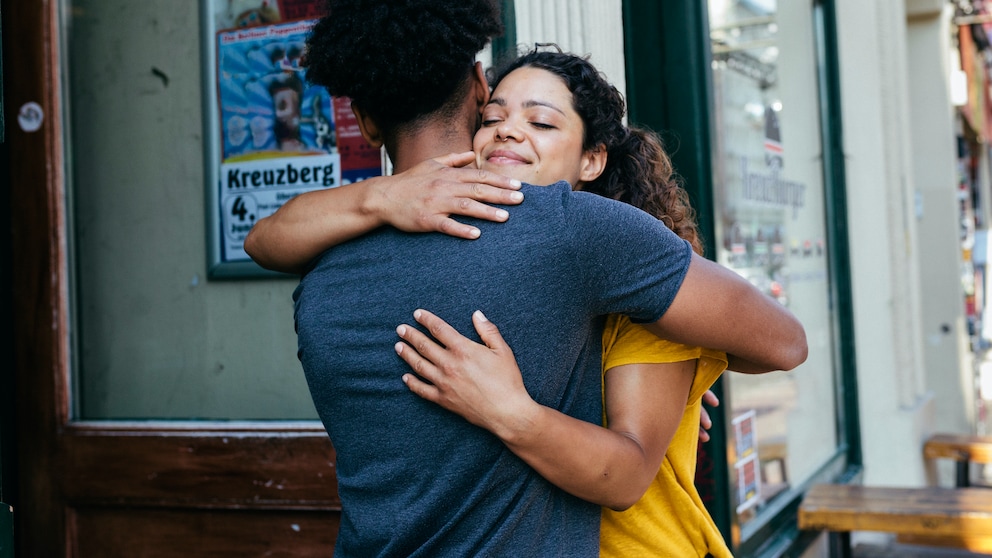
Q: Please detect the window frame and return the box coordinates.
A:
[621,0,861,554]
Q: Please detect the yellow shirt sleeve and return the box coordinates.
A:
[602,314,727,404]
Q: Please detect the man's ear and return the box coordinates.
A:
[472,61,491,109]
[578,145,607,184]
[351,104,383,148]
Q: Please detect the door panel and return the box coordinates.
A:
[60,425,338,506]
[4,1,342,554]
[72,509,338,557]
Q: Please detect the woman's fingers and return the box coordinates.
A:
[394,323,445,377]
[472,310,509,352]
[380,154,524,238]
[431,151,477,168]
[401,372,441,402]
[412,308,471,350]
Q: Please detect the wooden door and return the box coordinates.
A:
[5,1,340,555]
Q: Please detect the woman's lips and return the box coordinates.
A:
[487,149,527,164]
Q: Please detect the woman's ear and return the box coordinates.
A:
[351,104,383,148]
[578,145,607,184]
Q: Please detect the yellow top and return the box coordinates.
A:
[599,314,733,558]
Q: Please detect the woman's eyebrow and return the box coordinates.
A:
[486,96,565,116]
[522,100,565,115]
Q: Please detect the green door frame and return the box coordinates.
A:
[491,0,517,65]
[622,0,861,555]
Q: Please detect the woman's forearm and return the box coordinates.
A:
[244,182,380,273]
[244,153,523,274]
[493,401,668,510]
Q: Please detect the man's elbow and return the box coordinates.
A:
[601,472,655,511]
[605,490,644,512]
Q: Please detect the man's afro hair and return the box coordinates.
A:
[304,0,503,131]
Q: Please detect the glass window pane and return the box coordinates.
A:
[67,0,315,420]
[708,0,838,527]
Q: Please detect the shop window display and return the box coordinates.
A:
[708,0,839,527]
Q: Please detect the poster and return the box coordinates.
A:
[732,410,761,514]
[203,0,383,277]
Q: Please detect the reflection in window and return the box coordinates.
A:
[709,0,839,528]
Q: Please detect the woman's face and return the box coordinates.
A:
[474,66,603,186]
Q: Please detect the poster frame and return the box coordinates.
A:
[200,0,382,278]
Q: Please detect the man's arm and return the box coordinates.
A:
[647,253,808,373]
[243,152,522,274]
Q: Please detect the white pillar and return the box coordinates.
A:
[510,0,627,100]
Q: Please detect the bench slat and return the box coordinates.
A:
[924,434,992,463]
[798,485,992,539]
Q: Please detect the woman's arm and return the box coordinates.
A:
[395,309,694,510]
[243,152,523,274]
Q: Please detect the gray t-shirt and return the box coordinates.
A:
[293,181,692,557]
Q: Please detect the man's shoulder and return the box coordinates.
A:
[517,181,634,216]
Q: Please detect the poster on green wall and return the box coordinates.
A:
[202,0,384,278]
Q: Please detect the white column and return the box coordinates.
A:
[837,0,934,488]
[510,0,627,101]
[907,3,974,436]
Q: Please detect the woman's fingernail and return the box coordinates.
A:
[509,191,523,201]
[474,310,489,322]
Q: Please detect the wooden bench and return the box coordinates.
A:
[798,484,992,558]
[924,434,992,488]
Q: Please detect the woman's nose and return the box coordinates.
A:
[495,121,518,142]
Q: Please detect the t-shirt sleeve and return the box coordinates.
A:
[565,190,693,323]
[602,314,728,404]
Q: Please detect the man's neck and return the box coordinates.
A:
[389,121,475,173]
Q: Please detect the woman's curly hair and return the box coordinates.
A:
[488,49,703,255]
[304,0,502,135]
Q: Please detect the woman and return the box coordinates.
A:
[393,50,734,557]
[247,49,740,556]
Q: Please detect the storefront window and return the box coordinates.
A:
[66,0,317,420]
[708,0,838,530]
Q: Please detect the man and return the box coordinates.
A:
[260,1,805,555]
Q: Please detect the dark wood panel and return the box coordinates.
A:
[60,426,340,508]
[3,0,348,553]
[5,0,70,554]
[72,507,338,557]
